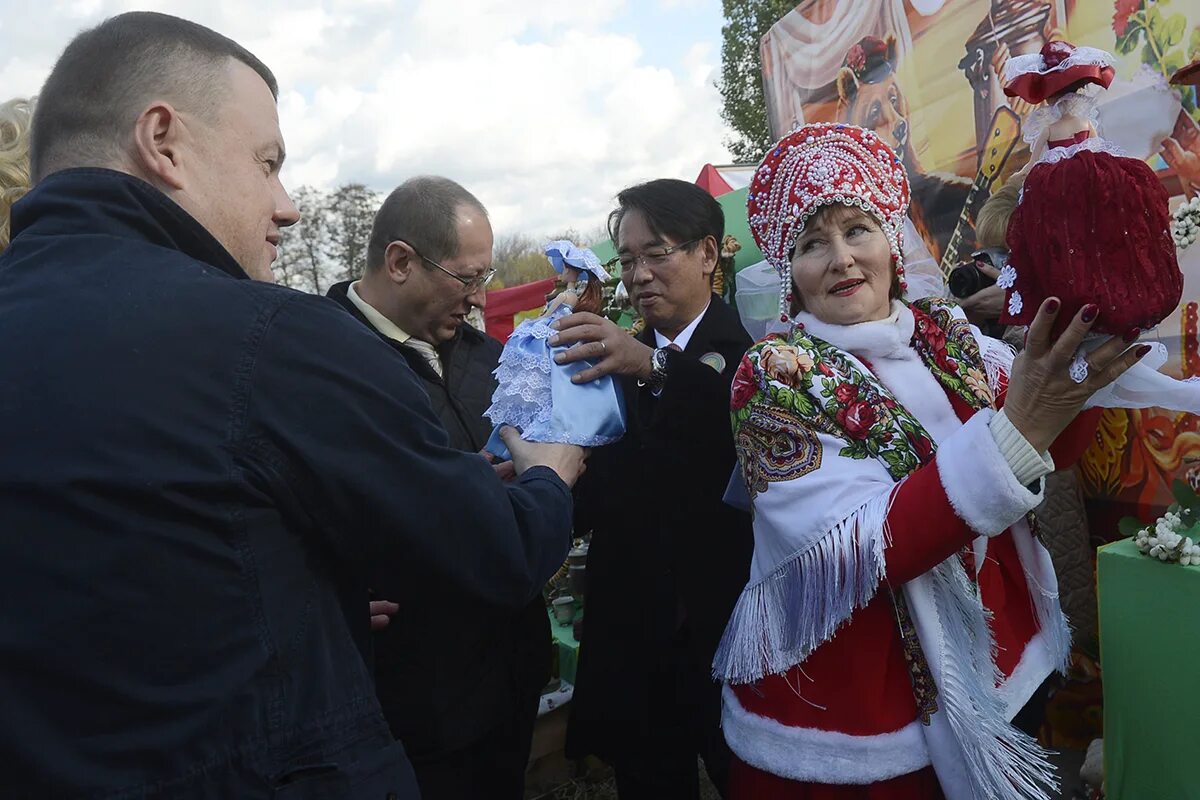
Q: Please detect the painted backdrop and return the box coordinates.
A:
[761,0,1200,529]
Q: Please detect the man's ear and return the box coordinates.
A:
[130,102,187,190]
[385,241,417,285]
[699,235,719,278]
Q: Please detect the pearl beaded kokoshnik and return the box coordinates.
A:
[746,123,912,324]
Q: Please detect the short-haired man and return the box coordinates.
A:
[326,177,549,799]
[0,12,583,798]
[553,179,754,797]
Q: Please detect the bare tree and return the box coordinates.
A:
[492,232,550,289]
[275,186,333,294]
[327,183,379,282]
[275,185,608,296]
[274,183,380,293]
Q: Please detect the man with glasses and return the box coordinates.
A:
[326,175,547,800]
[554,179,754,798]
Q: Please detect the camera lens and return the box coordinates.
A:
[948,264,983,299]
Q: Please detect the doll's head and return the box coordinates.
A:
[545,240,608,315]
[559,268,604,315]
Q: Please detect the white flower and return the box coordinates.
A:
[996,264,1018,289]
[1007,290,1024,316]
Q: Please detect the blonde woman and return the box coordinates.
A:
[0,97,34,252]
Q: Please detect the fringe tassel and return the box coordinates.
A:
[1023,560,1073,675]
[981,337,1016,400]
[713,489,895,685]
[927,558,1060,800]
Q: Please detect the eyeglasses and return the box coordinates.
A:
[398,240,496,292]
[606,238,704,275]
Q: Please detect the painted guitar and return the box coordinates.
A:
[938,106,1022,280]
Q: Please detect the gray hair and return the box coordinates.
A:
[366,176,488,271]
[31,11,277,181]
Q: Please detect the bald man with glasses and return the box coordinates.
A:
[326,175,551,800]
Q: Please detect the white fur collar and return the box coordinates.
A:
[796,300,915,361]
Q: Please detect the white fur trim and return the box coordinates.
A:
[796,301,914,360]
[721,685,931,784]
[936,409,1044,536]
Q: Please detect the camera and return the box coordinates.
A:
[947,247,1008,299]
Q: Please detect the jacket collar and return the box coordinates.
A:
[10,168,248,279]
[327,279,471,383]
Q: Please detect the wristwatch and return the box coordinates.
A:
[642,347,670,392]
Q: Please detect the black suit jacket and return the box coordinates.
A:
[567,295,754,758]
[327,282,550,761]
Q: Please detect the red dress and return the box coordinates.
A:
[1001,133,1182,336]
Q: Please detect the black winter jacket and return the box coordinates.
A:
[0,169,572,799]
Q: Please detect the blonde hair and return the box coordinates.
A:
[0,97,35,252]
[975,173,1025,249]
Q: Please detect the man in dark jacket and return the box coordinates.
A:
[326,176,550,799]
[0,12,584,799]
[552,179,754,798]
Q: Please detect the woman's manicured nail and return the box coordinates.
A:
[1081,304,1099,323]
[1045,298,1060,314]
[549,335,559,345]
[1123,328,1141,343]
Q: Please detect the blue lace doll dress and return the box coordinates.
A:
[484,243,626,459]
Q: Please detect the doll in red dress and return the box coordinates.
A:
[1000,41,1182,338]
[1000,41,1200,414]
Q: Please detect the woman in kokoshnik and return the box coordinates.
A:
[713,122,1150,799]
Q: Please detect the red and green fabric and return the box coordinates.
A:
[483,277,555,342]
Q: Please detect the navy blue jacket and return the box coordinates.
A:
[0,169,573,799]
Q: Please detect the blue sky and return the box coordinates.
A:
[0,0,735,238]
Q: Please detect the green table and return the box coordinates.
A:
[548,608,580,685]
[1098,537,1200,799]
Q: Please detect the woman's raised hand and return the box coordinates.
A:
[1002,297,1150,452]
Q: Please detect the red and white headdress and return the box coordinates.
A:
[747,122,911,322]
[1004,41,1115,104]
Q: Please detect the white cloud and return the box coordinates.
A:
[0,0,732,239]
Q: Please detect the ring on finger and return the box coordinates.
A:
[1069,354,1089,384]
[599,340,607,353]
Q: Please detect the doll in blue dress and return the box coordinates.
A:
[485,240,626,460]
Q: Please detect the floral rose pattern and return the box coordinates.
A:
[731,356,758,411]
[837,400,878,440]
[910,300,994,409]
[759,342,814,388]
[732,299,996,493]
